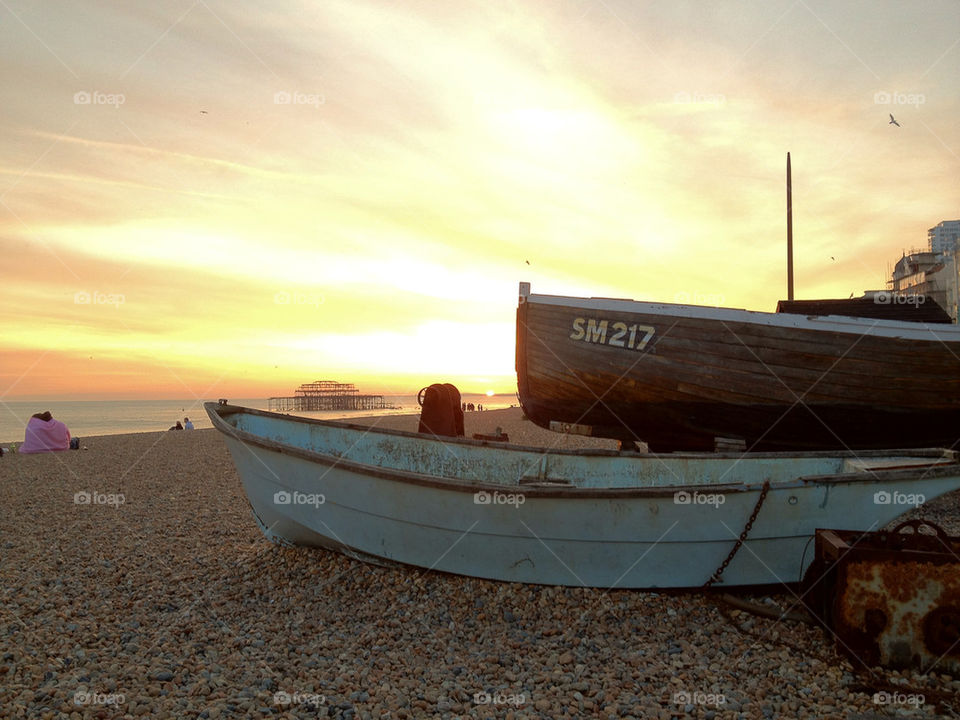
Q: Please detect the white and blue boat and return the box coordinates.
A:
[206,401,960,589]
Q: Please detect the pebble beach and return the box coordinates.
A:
[2,408,958,719]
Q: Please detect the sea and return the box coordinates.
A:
[0,394,515,445]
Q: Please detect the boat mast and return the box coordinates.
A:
[787,152,794,301]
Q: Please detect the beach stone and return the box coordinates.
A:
[6,413,960,720]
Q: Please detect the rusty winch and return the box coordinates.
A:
[803,519,960,674]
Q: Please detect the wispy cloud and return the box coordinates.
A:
[0,0,957,397]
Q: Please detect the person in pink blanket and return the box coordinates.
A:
[21,411,71,453]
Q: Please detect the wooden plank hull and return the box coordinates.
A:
[516,287,960,451]
[206,402,960,589]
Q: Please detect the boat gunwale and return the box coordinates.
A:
[524,291,960,340]
[204,403,960,499]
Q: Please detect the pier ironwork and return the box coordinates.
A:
[269,381,387,412]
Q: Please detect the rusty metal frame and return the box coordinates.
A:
[806,521,960,673]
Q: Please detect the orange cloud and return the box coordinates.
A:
[1,1,957,399]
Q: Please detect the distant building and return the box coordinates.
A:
[928,220,960,254]
[940,251,960,322]
[883,219,960,322]
[888,251,948,309]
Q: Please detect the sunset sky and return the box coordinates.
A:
[1,0,958,400]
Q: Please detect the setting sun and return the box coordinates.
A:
[0,2,956,402]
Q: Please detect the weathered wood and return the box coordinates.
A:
[517,288,960,451]
[206,401,960,589]
[777,296,953,324]
[787,152,794,301]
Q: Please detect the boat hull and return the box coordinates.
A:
[516,286,960,451]
[207,403,960,589]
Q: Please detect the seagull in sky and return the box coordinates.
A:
[889,114,900,127]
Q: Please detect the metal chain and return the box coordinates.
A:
[703,480,771,588]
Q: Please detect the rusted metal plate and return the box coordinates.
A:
[548,420,593,436]
[807,520,960,673]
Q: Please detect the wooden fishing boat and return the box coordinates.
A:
[516,283,960,452]
[205,401,960,589]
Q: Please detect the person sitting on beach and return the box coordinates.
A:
[20,411,71,453]
[183,417,194,430]
[170,421,183,431]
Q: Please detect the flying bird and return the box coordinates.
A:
[525,260,530,265]
[831,256,835,261]
[889,114,900,127]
